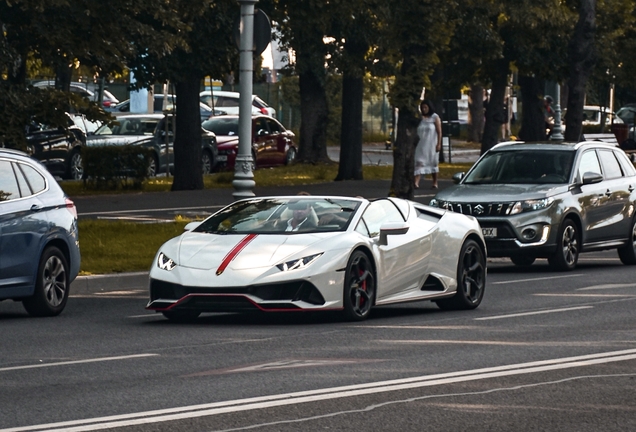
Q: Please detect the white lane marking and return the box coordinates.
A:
[361,326,477,330]
[379,340,533,346]
[0,354,158,373]
[78,205,223,217]
[474,306,593,321]
[492,274,583,285]
[578,283,636,291]
[5,349,636,432]
[214,373,636,432]
[534,294,636,298]
[128,314,160,319]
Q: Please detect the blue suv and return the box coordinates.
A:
[0,149,80,316]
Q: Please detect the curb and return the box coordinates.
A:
[73,271,149,295]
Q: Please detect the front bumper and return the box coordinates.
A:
[146,278,335,313]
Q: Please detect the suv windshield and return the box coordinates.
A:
[464,150,575,185]
[202,117,239,136]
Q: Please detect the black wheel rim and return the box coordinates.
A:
[561,225,578,265]
[43,255,67,307]
[148,158,157,177]
[460,245,484,303]
[71,153,83,180]
[202,153,211,174]
[631,221,636,250]
[347,254,374,317]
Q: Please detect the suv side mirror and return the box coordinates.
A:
[581,171,603,185]
[452,172,465,184]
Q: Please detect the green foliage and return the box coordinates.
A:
[82,145,153,190]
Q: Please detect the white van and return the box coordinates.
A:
[199,90,276,118]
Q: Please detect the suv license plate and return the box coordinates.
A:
[482,227,497,238]
[217,155,228,161]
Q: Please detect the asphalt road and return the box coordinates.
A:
[1,253,636,431]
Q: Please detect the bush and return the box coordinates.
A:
[82,145,153,190]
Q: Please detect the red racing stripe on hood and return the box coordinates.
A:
[216,234,258,275]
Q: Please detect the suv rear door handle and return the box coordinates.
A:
[605,190,612,197]
[629,185,634,193]
[30,204,41,212]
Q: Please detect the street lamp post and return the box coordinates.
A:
[551,83,564,141]
[232,0,258,199]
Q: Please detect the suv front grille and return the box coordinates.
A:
[439,202,515,216]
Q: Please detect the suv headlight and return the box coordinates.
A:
[157,252,177,271]
[509,197,554,215]
[277,253,323,271]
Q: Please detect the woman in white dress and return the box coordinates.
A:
[414,100,442,189]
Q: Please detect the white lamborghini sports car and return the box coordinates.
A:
[146,196,487,321]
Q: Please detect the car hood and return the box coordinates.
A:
[216,136,239,148]
[86,135,146,146]
[435,183,568,202]
[170,231,339,271]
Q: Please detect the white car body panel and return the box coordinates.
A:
[147,196,486,318]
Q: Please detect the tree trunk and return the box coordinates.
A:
[518,75,547,142]
[297,66,330,164]
[468,84,484,143]
[335,74,363,180]
[172,77,204,191]
[481,59,508,154]
[565,0,596,142]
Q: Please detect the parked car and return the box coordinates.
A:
[201,114,296,170]
[199,90,276,118]
[430,140,636,270]
[32,81,119,109]
[581,105,623,126]
[111,94,225,123]
[0,148,80,316]
[25,113,86,181]
[146,195,486,321]
[87,114,218,175]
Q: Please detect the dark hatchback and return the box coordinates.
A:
[0,149,80,316]
[88,114,218,176]
[25,114,87,181]
[430,141,636,270]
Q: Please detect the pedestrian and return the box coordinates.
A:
[544,96,555,138]
[414,99,442,189]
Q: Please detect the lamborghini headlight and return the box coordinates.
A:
[509,197,554,215]
[276,253,323,271]
[157,252,177,271]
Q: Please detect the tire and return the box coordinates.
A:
[22,246,69,317]
[201,150,214,175]
[436,239,486,310]
[510,255,536,266]
[343,250,376,321]
[162,310,201,322]
[147,153,159,177]
[67,149,83,180]
[548,219,579,271]
[285,147,297,165]
[617,217,636,265]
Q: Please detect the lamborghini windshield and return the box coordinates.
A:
[464,150,575,185]
[193,198,361,234]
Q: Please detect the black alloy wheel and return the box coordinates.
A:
[548,219,579,271]
[436,239,486,310]
[618,217,636,265]
[22,246,70,317]
[201,150,214,175]
[343,250,376,321]
[68,150,83,180]
[147,154,159,177]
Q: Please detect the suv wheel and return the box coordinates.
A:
[548,219,579,271]
[617,217,636,265]
[22,246,69,317]
[67,149,83,180]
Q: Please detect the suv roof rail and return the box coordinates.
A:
[0,147,28,157]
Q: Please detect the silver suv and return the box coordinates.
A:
[430,141,636,270]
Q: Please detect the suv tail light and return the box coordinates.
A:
[259,107,268,115]
[65,198,77,218]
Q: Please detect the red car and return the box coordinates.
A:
[201,115,296,171]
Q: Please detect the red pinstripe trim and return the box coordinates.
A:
[216,233,258,275]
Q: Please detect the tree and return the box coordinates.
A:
[125,0,238,191]
[380,0,458,199]
[265,0,332,164]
